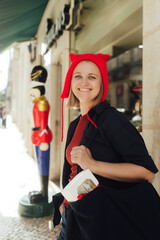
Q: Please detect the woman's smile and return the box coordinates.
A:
[78,88,92,92]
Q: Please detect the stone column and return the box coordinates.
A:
[48,30,75,185]
[48,62,62,181]
[143,0,160,193]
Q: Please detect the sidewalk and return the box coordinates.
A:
[0,116,61,240]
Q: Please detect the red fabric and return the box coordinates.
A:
[32,100,52,145]
[86,113,97,129]
[63,114,88,207]
[60,53,110,142]
[61,98,64,142]
[133,85,142,92]
[77,184,100,200]
[77,193,87,200]
[61,53,110,101]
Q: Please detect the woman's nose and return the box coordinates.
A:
[81,76,88,84]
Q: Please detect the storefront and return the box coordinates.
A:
[107,47,142,132]
[9,0,160,192]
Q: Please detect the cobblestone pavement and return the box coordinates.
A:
[0,116,61,240]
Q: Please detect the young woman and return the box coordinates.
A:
[53,53,160,240]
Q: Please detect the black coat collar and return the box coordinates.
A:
[87,100,110,116]
[67,100,110,150]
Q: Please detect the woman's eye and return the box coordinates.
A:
[89,76,96,79]
[75,75,82,78]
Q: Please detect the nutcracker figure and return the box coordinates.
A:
[29,65,52,203]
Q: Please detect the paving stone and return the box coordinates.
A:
[0,116,61,240]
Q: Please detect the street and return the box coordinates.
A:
[0,116,61,240]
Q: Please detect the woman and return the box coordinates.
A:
[53,53,160,240]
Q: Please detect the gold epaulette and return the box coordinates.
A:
[38,98,48,111]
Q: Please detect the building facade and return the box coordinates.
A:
[9,0,160,192]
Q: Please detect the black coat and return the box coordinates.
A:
[54,101,160,240]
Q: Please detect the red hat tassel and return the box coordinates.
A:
[86,100,103,129]
[61,98,64,142]
[87,114,97,129]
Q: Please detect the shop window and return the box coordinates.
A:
[107,46,142,132]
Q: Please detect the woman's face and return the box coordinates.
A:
[71,61,102,105]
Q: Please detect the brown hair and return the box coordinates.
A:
[66,89,80,108]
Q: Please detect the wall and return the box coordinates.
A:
[10,42,35,157]
[35,0,76,183]
[76,0,142,55]
[143,0,160,193]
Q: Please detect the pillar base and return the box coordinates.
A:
[18,192,55,218]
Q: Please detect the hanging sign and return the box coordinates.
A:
[43,0,85,54]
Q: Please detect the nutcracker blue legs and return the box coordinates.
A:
[35,144,50,198]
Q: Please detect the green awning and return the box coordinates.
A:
[0,0,49,53]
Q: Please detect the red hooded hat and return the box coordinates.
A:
[60,53,110,141]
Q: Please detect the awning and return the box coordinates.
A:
[0,0,49,53]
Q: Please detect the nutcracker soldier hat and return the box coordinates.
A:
[60,53,110,141]
[30,65,48,88]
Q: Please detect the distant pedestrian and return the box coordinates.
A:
[0,104,2,126]
[2,106,7,128]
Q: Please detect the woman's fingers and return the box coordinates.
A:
[71,145,86,155]
[70,145,93,169]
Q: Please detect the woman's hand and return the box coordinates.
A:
[59,204,65,215]
[71,145,95,170]
[147,171,155,183]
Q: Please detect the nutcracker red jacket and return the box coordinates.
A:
[32,98,52,145]
[54,100,160,240]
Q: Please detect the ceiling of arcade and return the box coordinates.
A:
[76,0,143,56]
